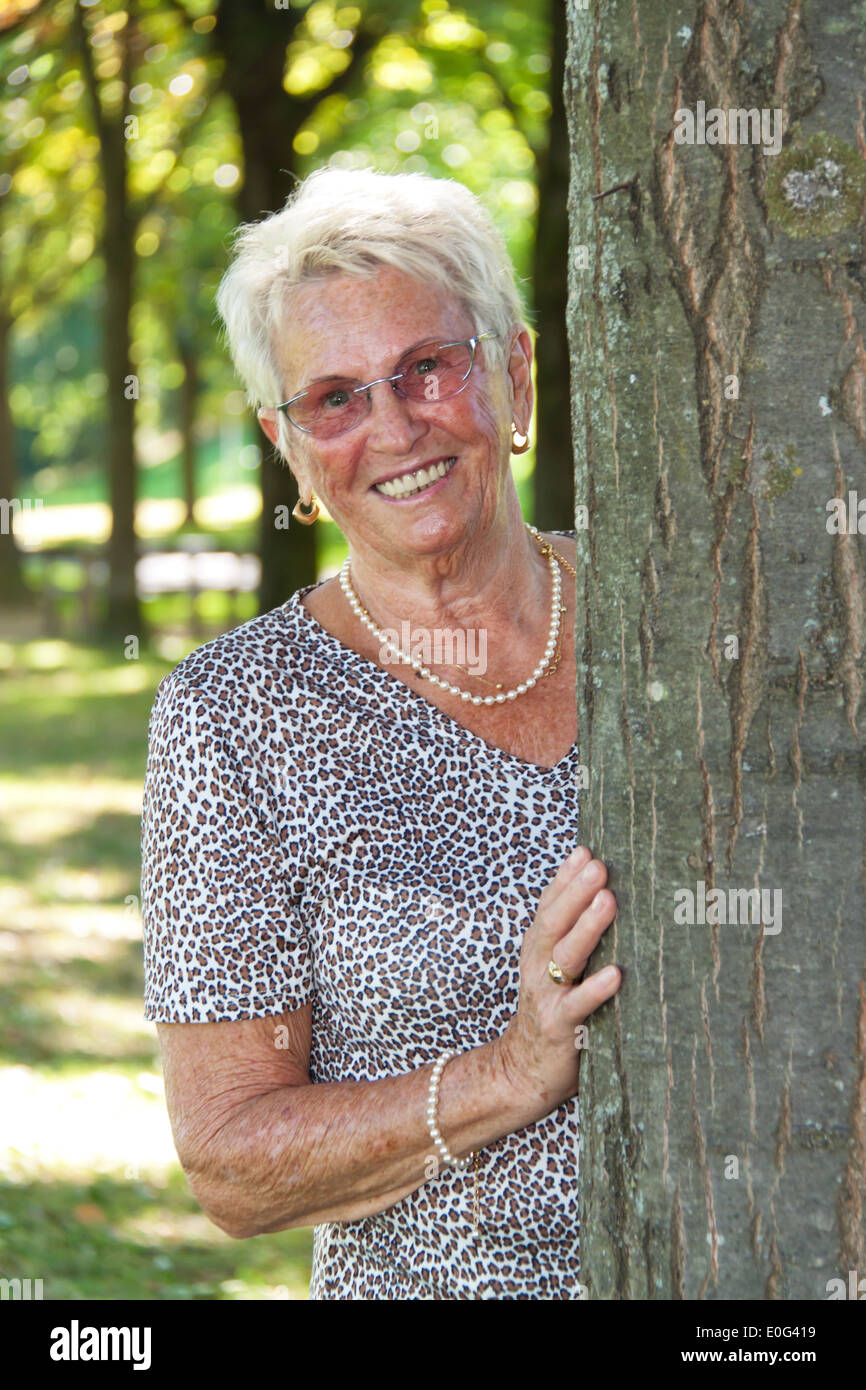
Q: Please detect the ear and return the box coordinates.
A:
[257,408,316,497]
[506,327,534,436]
[257,408,281,452]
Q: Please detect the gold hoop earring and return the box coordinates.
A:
[292,493,320,524]
[511,424,530,455]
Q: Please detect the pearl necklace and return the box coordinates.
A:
[338,522,564,706]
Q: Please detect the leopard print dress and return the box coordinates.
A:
[141,532,584,1300]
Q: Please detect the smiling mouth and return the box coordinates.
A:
[373,457,457,499]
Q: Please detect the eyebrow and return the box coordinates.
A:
[294,335,453,395]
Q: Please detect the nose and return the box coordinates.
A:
[362,378,428,454]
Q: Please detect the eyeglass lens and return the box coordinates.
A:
[289,340,476,437]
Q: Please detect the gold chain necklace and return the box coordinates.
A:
[457,532,577,689]
[339,524,577,700]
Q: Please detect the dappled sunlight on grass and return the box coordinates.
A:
[1,932,155,1068]
[28,865,131,905]
[41,663,155,697]
[0,779,142,850]
[118,1206,237,1247]
[0,1169,312,1300]
[2,1067,177,1182]
[8,639,85,671]
[0,641,173,783]
[48,989,154,1055]
[0,901,140,939]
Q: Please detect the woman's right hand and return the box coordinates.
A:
[495,845,621,1113]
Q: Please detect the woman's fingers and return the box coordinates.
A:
[550,887,617,983]
[536,851,611,955]
[501,846,622,1113]
[536,844,592,914]
[566,961,622,1023]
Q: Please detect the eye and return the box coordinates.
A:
[412,355,440,377]
[322,387,352,409]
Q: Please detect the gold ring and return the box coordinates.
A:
[548,959,573,986]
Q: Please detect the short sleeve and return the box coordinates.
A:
[141,672,314,1022]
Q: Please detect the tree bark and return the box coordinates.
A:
[533,0,575,529]
[567,0,866,1299]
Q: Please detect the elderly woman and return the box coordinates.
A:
[141,166,621,1301]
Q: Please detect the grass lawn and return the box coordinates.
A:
[0,635,313,1300]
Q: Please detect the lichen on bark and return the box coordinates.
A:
[766,130,866,238]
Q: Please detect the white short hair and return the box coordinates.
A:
[214,166,528,455]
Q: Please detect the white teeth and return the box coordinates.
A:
[375,457,456,499]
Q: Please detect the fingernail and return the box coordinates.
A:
[568,846,589,867]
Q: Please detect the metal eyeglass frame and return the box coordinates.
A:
[275,331,499,436]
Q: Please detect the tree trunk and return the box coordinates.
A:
[76,0,140,639]
[0,308,27,602]
[177,337,198,526]
[533,0,575,530]
[567,0,866,1299]
[102,163,139,637]
[213,0,316,612]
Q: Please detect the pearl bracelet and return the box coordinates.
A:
[426,1049,473,1171]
